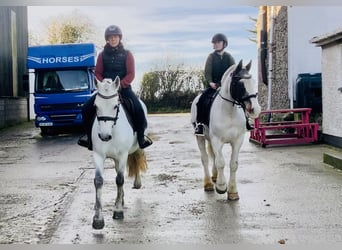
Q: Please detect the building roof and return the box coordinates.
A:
[310,27,342,47]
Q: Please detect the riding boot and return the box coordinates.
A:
[246,119,254,131]
[77,131,93,151]
[194,123,205,136]
[78,95,96,151]
[137,130,153,149]
[77,135,88,148]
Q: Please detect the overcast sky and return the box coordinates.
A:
[28,2,259,88]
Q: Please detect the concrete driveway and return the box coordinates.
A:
[0,113,341,244]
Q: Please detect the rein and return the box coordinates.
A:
[218,89,258,107]
[96,92,120,125]
[218,92,240,106]
[97,92,118,99]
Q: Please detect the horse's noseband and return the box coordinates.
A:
[97,104,120,125]
[96,92,120,125]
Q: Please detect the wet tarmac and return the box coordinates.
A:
[0,113,341,244]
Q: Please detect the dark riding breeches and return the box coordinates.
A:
[120,87,147,132]
[196,87,217,126]
[82,94,96,136]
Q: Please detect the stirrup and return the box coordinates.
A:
[78,134,93,150]
[139,135,153,149]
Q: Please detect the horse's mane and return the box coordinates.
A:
[220,63,237,88]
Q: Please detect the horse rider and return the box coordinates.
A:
[78,25,153,150]
[194,33,235,136]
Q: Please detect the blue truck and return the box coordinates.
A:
[27,43,96,135]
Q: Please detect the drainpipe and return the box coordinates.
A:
[288,8,294,109]
[267,6,275,121]
[259,6,268,85]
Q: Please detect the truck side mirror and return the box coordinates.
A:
[23,74,29,92]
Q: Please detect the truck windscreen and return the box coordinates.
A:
[36,70,89,93]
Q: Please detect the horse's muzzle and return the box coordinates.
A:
[246,101,261,119]
[245,102,253,113]
[98,134,112,142]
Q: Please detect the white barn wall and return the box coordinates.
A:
[287,6,342,105]
[321,44,342,139]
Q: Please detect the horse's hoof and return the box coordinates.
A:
[113,211,124,220]
[204,183,214,192]
[215,185,227,194]
[211,176,217,183]
[133,183,142,189]
[92,217,105,230]
[228,192,240,201]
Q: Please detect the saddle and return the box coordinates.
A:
[120,95,137,132]
[202,90,219,126]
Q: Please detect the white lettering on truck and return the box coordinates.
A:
[28,53,92,65]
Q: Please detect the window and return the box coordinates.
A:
[36,70,89,93]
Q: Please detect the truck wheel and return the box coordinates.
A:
[40,127,50,136]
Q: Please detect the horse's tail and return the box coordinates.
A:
[127,148,147,177]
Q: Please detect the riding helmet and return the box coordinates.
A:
[211,33,228,47]
[105,25,123,41]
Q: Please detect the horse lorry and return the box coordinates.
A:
[27,43,96,135]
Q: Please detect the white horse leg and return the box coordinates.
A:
[113,156,127,219]
[196,136,214,191]
[207,142,217,183]
[92,154,105,229]
[211,138,227,194]
[227,136,244,201]
[133,173,141,189]
[196,137,210,188]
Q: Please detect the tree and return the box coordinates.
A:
[140,72,160,101]
[42,9,96,44]
[140,63,205,112]
[247,13,258,44]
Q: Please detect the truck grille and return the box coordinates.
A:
[49,114,78,124]
[40,103,83,111]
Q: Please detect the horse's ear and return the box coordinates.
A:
[113,76,120,91]
[95,77,101,87]
[233,60,243,76]
[246,60,252,72]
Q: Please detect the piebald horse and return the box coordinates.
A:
[191,60,261,200]
[91,77,147,229]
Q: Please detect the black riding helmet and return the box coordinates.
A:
[211,33,228,48]
[105,25,123,41]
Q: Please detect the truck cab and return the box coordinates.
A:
[27,43,96,135]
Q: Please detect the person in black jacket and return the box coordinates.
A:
[194,33,235,136]
[78,25,152,150]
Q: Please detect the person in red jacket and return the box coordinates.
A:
[78,25,152,150]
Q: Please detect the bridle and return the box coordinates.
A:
[219,74,258,110]
[96,92,120,125]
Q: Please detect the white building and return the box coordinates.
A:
[288,6,342,108]
[311,28,342,147]
[257,6,342,147]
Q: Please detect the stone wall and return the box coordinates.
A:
[257,6,289,111]
[271,6,289,110]
[0,97,28,129]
